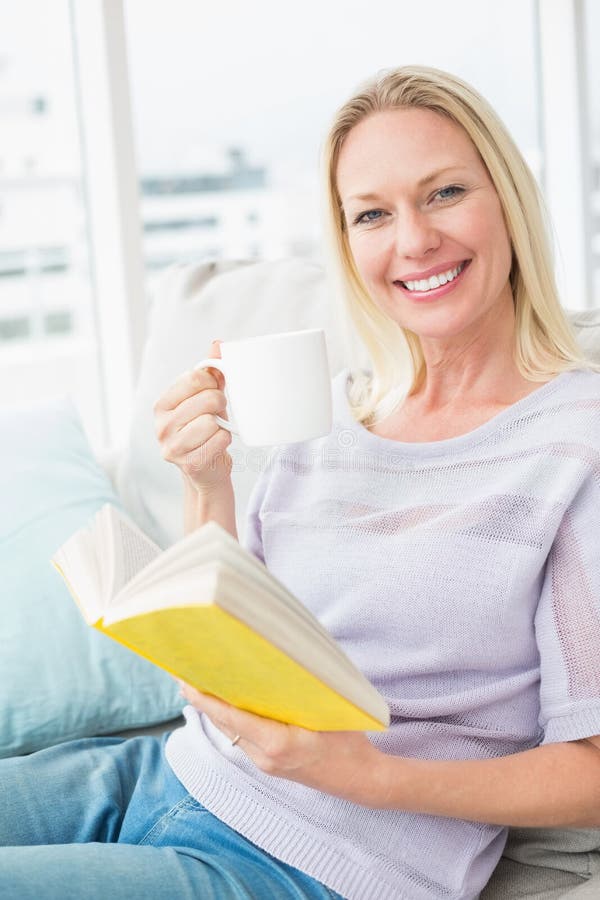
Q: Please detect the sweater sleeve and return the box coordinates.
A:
[535,470,600,745]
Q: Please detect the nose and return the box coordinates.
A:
[393,208,441,259]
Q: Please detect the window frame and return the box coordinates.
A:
[535,0,593,310]
[71,0,147,447]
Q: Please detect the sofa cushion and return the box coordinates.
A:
[566,309,600,361]
[0,397,182,757]
[115,258,347,548]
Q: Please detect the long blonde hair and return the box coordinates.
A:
[321,65,591,424]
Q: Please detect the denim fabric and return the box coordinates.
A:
[0,734,343,900]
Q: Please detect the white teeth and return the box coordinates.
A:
[400,262,465,292]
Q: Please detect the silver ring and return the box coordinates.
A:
[231,734,242,747]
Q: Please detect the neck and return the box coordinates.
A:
[411,295,524,412]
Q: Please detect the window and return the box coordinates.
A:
[584,0,600,306]
[0,316,30,341]
[0,1,103,443]
[125,0,541,278]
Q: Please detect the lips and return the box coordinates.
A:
[396,259,470,284]
[399,261,466,292]
[393,259,471,301]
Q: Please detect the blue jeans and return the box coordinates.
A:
[0,734,344,899]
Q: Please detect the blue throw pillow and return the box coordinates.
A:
[0,397,183,757]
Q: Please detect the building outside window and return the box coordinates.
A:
[0,0,103,443]
[124,0,542,290]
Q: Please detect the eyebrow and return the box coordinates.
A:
[343,166,469,205]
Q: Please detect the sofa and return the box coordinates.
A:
[3,257,600,898]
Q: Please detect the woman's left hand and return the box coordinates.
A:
[177,682,386,807]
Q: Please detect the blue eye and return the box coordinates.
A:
[436,185,464,201]
[353,209,384,226]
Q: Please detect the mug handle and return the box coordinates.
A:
[193,358,238,435]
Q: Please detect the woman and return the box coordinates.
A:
[2,66,600,900]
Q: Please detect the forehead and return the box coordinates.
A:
[336,108,483,201]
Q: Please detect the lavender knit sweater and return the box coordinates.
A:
[166,367,600,900]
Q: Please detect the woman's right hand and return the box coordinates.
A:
[153,340,233,495]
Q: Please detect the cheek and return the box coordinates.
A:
[484,220,513,286]
[473,201,512,272]
[498,223,513,275]
[347,234,387,284]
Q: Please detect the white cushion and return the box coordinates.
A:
[116,257,600,548]
[115,258,347,547]
[566,308,600,361]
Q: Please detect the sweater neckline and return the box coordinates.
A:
[336,368,578,458]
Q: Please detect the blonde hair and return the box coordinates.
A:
[321,65,592,424]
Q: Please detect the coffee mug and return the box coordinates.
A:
[194,328,332,446]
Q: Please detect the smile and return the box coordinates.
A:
[401,261,467,292]
[393,260,471,300]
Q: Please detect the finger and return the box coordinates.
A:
[181,428,233,478]
[160,414,218,462]
[155,340,225,413]
[170,389,227,432]
[158,384,228,458]
[169,413,231,460]
[206,340,225,392]
[194,340,225,393]
[155,366,219,413]
[178,686,240,741]
[187,690,290,749]
[180,684,229,712]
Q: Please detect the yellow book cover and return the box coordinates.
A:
[52,504,390,732]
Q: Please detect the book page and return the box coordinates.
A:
[104,506,162,605]
[103,561,389,727]
[108,537,384,714]
[111,535,346,669]
[54,513,391,729]
[114,522,338,649]
[112,533,336,656]
[114,521,357,679]
[51,515,104,624]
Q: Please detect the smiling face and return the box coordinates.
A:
[336,107,515,345]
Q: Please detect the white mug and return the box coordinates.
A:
[194,328,332,446]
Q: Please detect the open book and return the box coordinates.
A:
[52,504,389,732]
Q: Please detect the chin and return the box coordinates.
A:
[397,316,472,341]
[400,302,484,338]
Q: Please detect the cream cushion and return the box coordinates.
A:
[115,259,347,547]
